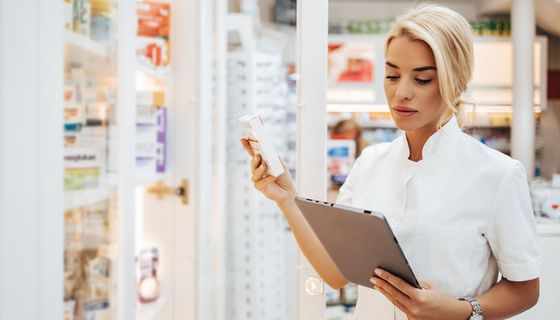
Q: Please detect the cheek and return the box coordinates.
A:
[429,87,443,103]
[418,85,443,108]
[384,82,394,100]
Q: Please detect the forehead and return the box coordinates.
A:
[385,36,436,69]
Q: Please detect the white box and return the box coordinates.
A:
[239,115,284,177]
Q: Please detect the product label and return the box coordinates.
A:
[64,148,101,190]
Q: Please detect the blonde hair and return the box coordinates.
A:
[385,3,474,129]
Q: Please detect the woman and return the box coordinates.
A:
[241,4,541,319]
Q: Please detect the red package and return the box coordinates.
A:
[137,2,170,38]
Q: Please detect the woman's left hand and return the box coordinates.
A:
[370,269,471,320]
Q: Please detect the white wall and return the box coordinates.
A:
[0,0,63,319]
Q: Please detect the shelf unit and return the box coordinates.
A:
[136,63,173,83]
[224,14,298,320]
[62,4,123,317]
[60,2,188,320]
[536,219,560,236]
[136,171,168,187]
[63,30,113,74]
[64,185,116,211]
[327,115,517,130]
[136,298,168,320]
[64,30,109,58]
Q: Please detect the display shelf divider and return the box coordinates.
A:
[136,298,168,320]
[64,30,109,58]
[328,34,384,43]
[64,183,116,210]
[536,218,560,236]
[137,63,173,83]
[327,103,390,113]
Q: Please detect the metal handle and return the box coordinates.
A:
[146,179,189,205]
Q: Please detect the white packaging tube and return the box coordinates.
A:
[239,115,285,177]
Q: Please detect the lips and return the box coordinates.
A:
[392,106,418,118]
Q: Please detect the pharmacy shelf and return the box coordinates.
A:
[327,104,389,113]
[137,63,173,83]
[64,30,114,74]
[137,298,168,320]
[328,82,375,90]
[136,169,167,186]
[327,117,512,130]
[325,305,354,320]
[361,121,397,129]
[327,120,397,129]
[64,185,115,210]
[536,219,560,236]
[464,124,511,129]
[64,30,108,57]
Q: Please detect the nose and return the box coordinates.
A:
[394,78,414,102]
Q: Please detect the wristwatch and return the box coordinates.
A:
[460,297,484,320]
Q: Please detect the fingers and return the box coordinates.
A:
[240,138,255,157]
[419,280,432,290]
[250,155,276,189]
[251,153,262,172]
[371,276,411,308]
[252,158,268,182]
[376,285,412,317]
[255,175,277,191]
[374,269,419,298]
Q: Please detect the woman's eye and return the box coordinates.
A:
[416,78,432,85]
[385,76,399,81]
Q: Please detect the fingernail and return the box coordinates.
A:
[370,278,377,285]
[374,269,382,276]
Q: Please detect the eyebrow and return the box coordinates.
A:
[385,61,437,72]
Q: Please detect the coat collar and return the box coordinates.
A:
[399,116,462,163]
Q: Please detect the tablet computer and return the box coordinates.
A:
[294,197,420,290]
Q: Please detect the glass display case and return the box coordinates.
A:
[63,2,119,318]
[60,1,197,319]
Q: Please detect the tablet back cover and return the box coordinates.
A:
[295,197,420,289]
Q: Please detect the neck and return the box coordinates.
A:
[405,125,438,162]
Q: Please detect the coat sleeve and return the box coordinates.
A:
[486,160,542,281]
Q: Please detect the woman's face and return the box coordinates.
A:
[384,36,447,133]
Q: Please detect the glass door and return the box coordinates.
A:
[221,1,330,319]
[221,0,326,319]
[62,1,177,319]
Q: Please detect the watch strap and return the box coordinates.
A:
[460,296,483,318]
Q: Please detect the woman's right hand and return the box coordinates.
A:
[240,138,297,204]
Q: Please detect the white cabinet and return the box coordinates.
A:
[0,1,218,319]
[513,226,560,320]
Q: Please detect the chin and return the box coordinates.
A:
[391,114,420,132]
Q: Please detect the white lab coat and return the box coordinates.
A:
[336,117,542,320]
